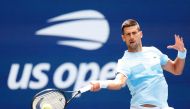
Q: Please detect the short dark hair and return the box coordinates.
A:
[121,19,140,34]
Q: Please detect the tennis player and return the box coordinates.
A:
[90,19,187,109]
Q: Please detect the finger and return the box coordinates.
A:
[177,36,184,46]
[177,35,180,40]
[176,34,180,43]
[174,34,179,44]
[180,37,184,47]
[167,44,178,49]
[181,37,184,43]
[174,34,177,41]
[167,45,174,49]
[180,36,183,42]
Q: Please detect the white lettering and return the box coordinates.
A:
[99,62,116,80]
[8,63,33,90]
[7,62,117,90]
[29,63,50,89]
[53,62,77,89]
[74,62,100,91]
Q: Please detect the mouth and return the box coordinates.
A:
[129,41,135,44]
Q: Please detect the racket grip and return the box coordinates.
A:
[79,84,92,93]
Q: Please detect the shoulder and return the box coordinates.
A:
[117,57,126,65]
[117,51,130,66]
[118,50,129,60]
[143,46,162,54]
[143,46,159,51]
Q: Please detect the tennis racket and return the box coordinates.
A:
[32,85,92,109]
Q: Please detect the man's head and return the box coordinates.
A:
[121,19,143,52]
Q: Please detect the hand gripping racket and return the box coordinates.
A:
[32,85,92,109]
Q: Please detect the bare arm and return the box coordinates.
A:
[163,58,185,75]
[163,34,186,75]
[90,73,127,92]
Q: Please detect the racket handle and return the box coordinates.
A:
[79,84,92,93]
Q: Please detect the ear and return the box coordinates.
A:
[140,31,143,38]
[121,35,125,42]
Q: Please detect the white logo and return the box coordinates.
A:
[35,10,110,50]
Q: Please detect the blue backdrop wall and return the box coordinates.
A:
[0,0,190,109]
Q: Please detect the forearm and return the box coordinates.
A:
[102,75,126,90]
[172,57,185,75]
[106,80,125,90]
[163,49,187,75]
[106,73,126,90]
[90,73,127,91]
[170,49,186,75]
[173,48,187,75]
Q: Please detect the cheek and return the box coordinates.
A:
[136,36,142,41]
[126,40,130,45]
[124,37,128,42]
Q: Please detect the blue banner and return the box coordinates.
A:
[0,0,190,109]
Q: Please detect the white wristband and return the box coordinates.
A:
[99,81,109,88]
[177,49,187,59]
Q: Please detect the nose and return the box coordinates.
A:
[129,33,135,38]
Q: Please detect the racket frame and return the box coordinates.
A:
[32,88,80,109]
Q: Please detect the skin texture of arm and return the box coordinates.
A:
[90,73,127,92]
[163,35,186,75]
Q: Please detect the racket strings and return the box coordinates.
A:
[33,91,66,109]
[44,91,65,109]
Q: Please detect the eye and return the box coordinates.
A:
[124,33,131,37]
[132,32,137,35]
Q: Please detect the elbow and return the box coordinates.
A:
[117,81,126,89]
[114,84,123,90]
[113,80,125,90]
[117,84,124,90]
[172,65,184,76]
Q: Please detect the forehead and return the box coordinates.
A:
[123,25,139,33]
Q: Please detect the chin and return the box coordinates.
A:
[130,45,138,50]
